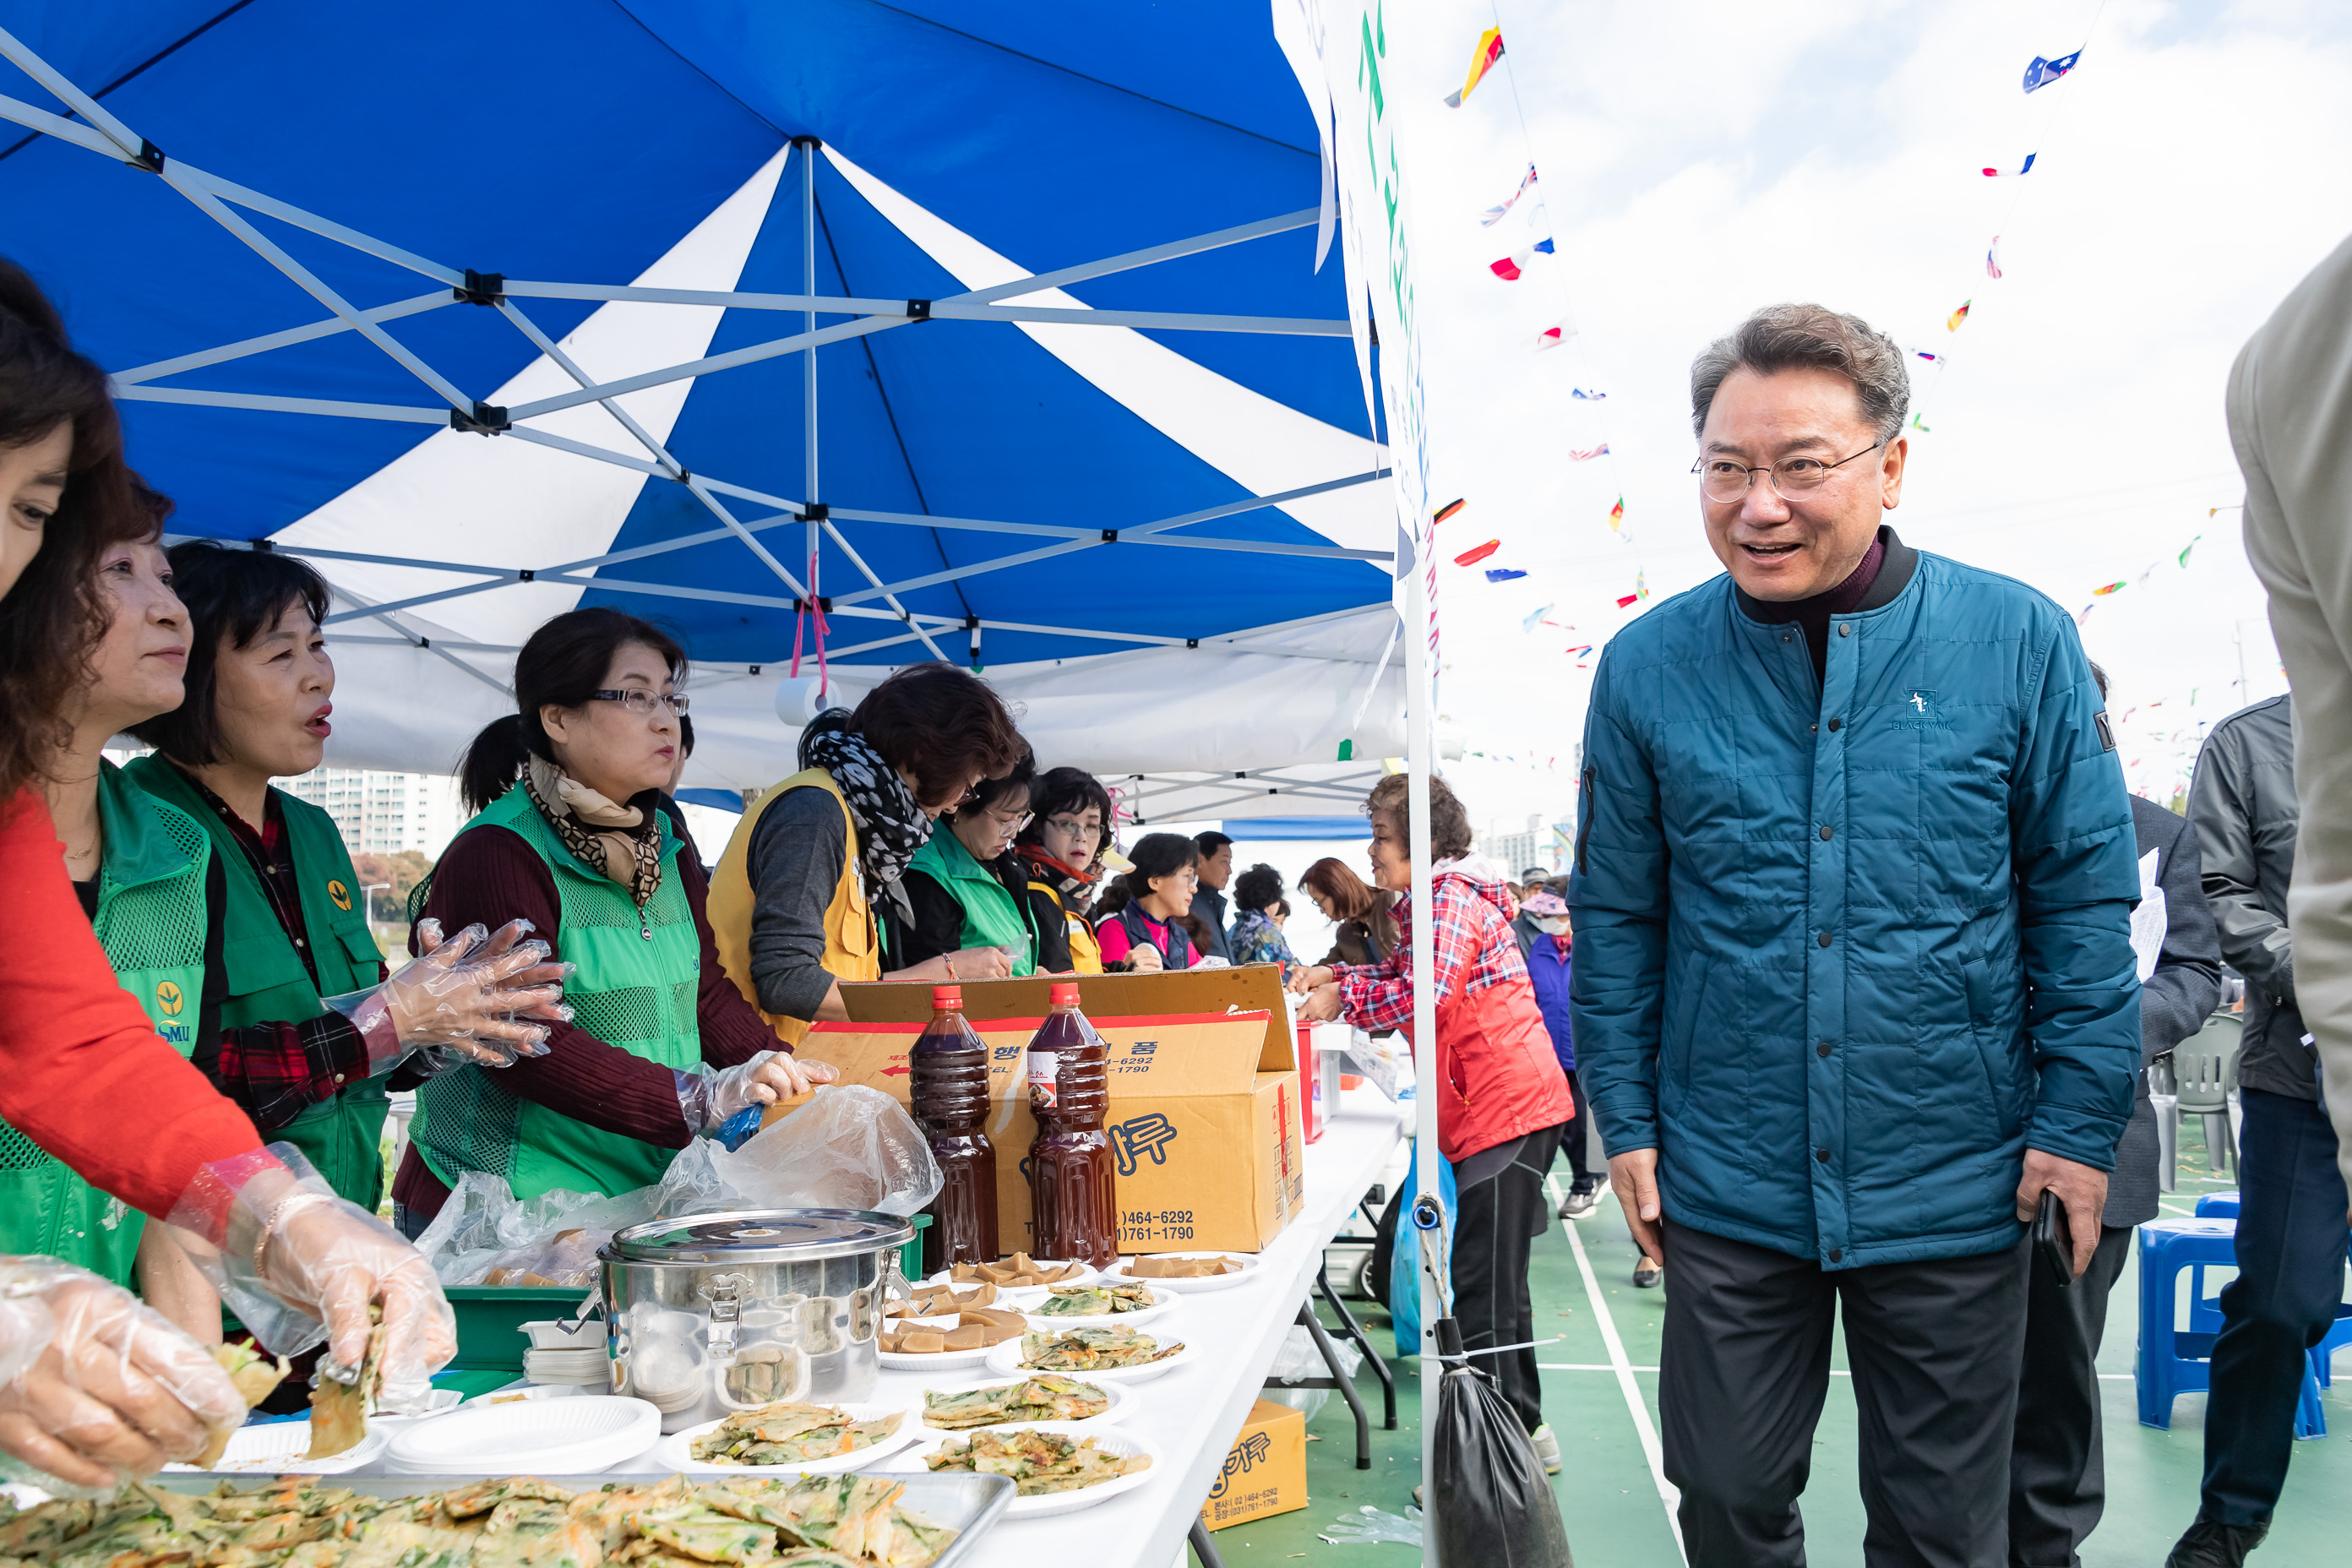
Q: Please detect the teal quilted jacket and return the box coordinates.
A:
[1567,536,2140,1268]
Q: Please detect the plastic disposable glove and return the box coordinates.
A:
[329,917,574,1072]
[674,1050,841,1136]
[0,1259,245,1491]
[166,1146,455,1413]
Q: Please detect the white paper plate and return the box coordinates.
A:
[653,1402,922,1476]
[165,1418,388,1475]
[878,1337,1015,1372]
[924,1260,1097,1291]
[1020,1284,1179,1329]
[384,1394,660,1475]
[913,1374,1132,1433]
[1113,1250,1260,1293]
[984,1332,1194,1386]
[890,1282,1048,1316]
[891,1421,1162,1519]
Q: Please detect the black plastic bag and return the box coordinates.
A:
[1431,1316,1573,1567]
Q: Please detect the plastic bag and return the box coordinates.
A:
[1319,1505,1424,1547]
[1340,1027,1402,1101]
[1259,1323,1366,1422]
[1388,1143,1457,1358]
[410,1173,659,1288]
[1431,1318,1573,1567]
[656,1085,942,1218]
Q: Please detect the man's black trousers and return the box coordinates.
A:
[1659,1218,2030,1568]
[2199,1087,2350,1527]
[2008,1222,2133,1566]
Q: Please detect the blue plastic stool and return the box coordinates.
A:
[2192,1190,2352,1389]
[2135,1217,2326,1439]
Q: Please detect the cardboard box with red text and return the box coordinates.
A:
[1200,1398,1309,1531]
[772,967,1306,1253]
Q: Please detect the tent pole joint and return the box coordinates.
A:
[133,138,165,173]
[905,298,930,321]
[450,400,509,434]
[453,269,505,306]
[799,501,830,521]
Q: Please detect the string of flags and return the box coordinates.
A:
[1491,237,1554,280]
[1981,153,2037,178]
[1986,236,2003,279]
[1568,443,1609,461]
[2023,51,2081,92]
[1947,300,1972,331]
[1532,321,1572,350]
[1481,165,1536,226]
[2074,533,2204,625]
[1453,538,1502,568]
[1485,568,1527,583]
[1571,388,1607,400]
[1443,27,1505,108]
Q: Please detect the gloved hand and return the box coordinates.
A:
[329,918,574,1072]
[674,1051,841,1136]
[166,1146,455,1413]
[0,1259,245,1490]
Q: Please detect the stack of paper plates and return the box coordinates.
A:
[523,1347,608,1386]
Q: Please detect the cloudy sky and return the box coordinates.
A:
[1392,0,2352,829]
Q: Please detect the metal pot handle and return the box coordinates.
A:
[557,1284,603,1335]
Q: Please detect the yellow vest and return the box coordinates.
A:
[1027,875,1103,974]
[709,767,879,1044]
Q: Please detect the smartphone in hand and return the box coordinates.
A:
[2034,1190,2074,1289]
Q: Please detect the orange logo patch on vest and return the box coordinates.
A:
[328,879,352,911]
[155,980,185,1016]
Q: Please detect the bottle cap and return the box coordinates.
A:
[933,985,962,1010]
[1049,983,1082,1007]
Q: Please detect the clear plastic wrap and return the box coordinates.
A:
[657,1085,943,1217]
[1260,1322,1366,1423]
[1318,1505,1424,1546]
[329,917,574,1071]
[164,1144,455,1413]
[671,1050,839,1136]
[410,1173,661,1288]
[0,1259,244,1493]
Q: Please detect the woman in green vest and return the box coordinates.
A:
[126,542,569,1216]
[0,526,566,1329]
[395,607,833,1236]
[892,749,1043,974]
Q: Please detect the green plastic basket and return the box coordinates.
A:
[897,1212,933,1283]
[444,1284,589,1374]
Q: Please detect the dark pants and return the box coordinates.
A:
[1452,1123,1564,1435]
[2199,1088,2351,1527]
[392,1200,429,1242]
[2008,1222,2133,1566]
[1660,1218,2031,1568]
[1561,1068,1597,1192]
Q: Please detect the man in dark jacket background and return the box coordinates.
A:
[1571,302,2141,1567]
[2010,665,2224,1566]
[2166,693,2349,1568]
[1189,830,1235,964]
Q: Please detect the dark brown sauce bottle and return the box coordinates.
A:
[911,984,999,1270]
[1026,982,1119,1265]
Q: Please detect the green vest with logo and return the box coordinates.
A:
[411,787,702,1200]
[124,756,391,1211]
[0,765,210,1285]
[906,827,1038,975]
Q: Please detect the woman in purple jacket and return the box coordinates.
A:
[1521,888,1607,1230]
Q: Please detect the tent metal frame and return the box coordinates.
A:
[1,28,1396,679]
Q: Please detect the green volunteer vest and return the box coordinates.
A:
[124,757,391,1210]
[411,787,701,1200]
[906,827,1037,976]
[0,764,210,1285]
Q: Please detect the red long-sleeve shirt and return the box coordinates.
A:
[0,791,268,1237]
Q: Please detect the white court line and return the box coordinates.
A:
[1551,1173,1686,1564]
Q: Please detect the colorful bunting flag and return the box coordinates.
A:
[1981,153,2038,177]
[1608,497,1625,531]
[1484,568,1527,582]
[1522,603,1554,633]
[1986,236,2003,279]
[2179,536,2202,567]
[1480,164,1538,226]
[2022,51,2082,93]
[1915,351,1942,363]
[1443,28,1505,107]
[1948,300,1972,331]
[1433,498,1467,525]
[1571,388,1608,400]
[1637,570,1651,601]
[1453,539,1502,567]
[2091,580,2126,596]
[1565,644,1592,658]
[1616,594,1639,609]
[1533,321,1573,349]
[1568,444,1609,461]
[1910,413,1930,433]
[1492,237,1556,280]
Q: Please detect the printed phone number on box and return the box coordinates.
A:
[1121,1210,1196,1243]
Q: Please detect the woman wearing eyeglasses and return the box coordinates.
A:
[1011,766,1117,973]
[891,748,1043,977]
[391,607,834,1234]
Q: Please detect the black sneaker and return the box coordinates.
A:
[2166,1519,2268,1567]
[1559,1187,1599,1220]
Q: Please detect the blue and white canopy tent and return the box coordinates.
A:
[0,0,1403,794]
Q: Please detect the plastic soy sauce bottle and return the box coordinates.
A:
[910,984,999,1271]
[1026,982,1119,1266]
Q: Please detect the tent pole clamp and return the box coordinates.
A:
[453,270,505,306]
[450,401,509,434]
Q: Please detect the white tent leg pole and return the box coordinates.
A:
[1405,524,1440,1560]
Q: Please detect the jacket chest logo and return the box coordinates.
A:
[1892,689,1948,729]
[155,979,185,1015]
[327,879,352,911]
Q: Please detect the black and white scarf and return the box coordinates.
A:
[799,709,930,921]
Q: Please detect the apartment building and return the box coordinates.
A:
[279,767,466,859]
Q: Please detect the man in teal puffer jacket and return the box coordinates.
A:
[1569,302,2141,1568]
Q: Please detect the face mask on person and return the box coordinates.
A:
[1535,916,1570,935]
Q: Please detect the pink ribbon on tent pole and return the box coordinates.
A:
[790,546,830,699]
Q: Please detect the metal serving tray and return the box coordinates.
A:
[139,1472,1015,1568]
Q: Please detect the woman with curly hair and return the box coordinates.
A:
[1228,862,1301,980]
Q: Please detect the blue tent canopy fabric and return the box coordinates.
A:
[0,0,1403,782]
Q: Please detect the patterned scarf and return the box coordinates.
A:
[798,710,932,921]
[523,754,663,909]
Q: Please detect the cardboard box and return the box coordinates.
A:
[777,966,1307,1254]
[1200,1398,1309,1532]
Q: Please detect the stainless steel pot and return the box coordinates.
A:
[594,1208,914,1432]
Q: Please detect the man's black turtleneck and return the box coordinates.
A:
[1736,525,1919,685]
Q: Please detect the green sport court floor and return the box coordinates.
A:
[1210,1122,2352,1566]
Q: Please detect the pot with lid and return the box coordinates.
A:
[596,1208,913,1432]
